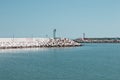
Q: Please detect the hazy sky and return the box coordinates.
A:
[0,0,120,38]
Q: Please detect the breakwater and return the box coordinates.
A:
[74,38,120,43]
[0,38,81,49]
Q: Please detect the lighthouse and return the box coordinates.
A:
[53,29,56,39]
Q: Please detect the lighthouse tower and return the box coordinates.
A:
[53,29,56,39]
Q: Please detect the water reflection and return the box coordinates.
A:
[0,48,48,53]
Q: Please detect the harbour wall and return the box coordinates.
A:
[74,38,120,43]
[0,38,81,49]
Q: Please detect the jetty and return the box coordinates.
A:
[74,38,120,43]
[0,38,81,49]
[74,33,120,43]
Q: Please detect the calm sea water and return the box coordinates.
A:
[0,43,120,80]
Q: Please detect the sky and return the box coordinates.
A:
[0,0,120,39]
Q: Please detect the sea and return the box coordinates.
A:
[0,43,120,80]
